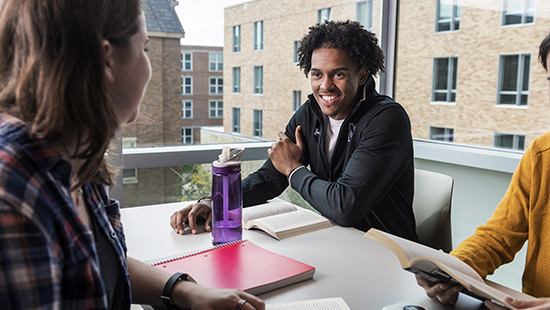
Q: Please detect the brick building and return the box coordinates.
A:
[224,0,550,150]
[180,45,224,144]
[122,0,185,207]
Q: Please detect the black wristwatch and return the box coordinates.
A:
[161,272,195,310]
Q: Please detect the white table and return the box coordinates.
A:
[121,202,483,309]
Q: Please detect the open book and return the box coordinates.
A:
[243,201,332,240]
[364,228,536,310]
[267,297,351,310]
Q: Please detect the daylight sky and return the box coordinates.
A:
[175,0,247,46]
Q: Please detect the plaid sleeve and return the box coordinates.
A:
[0,204,61,310]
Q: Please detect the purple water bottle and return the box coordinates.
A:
[211,146,243,245]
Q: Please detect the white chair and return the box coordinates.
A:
[413,169,454,253]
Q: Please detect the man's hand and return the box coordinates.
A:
[415,275,462,305]
[268,125,304,176]
[485,297,550,310]
[170,202,212,235]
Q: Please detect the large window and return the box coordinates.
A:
[181,76,192,95]
[432,57,458,103]
[356,1,373,31]
[436,0,461,32]
[233,25,241,52]
[233,67,241,93]
[494,133,525,150]
[430,127,454,142]
[254,21,263,51]
[209,53,223,71]
[182,128,193,145]
[254,66,263,94]
[182,100,192,119]
[318,8,332,23]
[209,77,223,95]
[502,0,535,26]
[497,54,530,106]
[182,52,192,71]
[233,107,241,133]
[209,100,223,118]
[293,90,301,112]
[253,109,263,137]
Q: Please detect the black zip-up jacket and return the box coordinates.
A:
[242,76,417,241]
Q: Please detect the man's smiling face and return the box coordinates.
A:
[309,47,368,120]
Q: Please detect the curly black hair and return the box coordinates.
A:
[297,20,385,77]
[540,31,550,71]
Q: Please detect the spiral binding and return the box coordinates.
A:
[144,239,248,266]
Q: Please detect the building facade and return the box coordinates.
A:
[224,0,550,151]
[122,0,185,207]
[180,45,224,144]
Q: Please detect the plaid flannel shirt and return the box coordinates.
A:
[0,114,131,309]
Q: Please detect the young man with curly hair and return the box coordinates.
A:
[171,20,417,241]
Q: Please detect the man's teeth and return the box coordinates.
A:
[322,95,337,101]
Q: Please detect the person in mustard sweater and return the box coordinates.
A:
[416,31,550,310]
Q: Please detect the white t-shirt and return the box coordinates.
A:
[325,117,344,161]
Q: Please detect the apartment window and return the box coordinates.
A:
[254,66,263,94]
[254,21,263,51]
[209,77,223,95]
[494,133,525,150]
[436,0,461,32]
[432,57,458,103]
[356,1,373,31]
[233,25,241,52]
[253,109,263,137]
[430,127,454,142]
[497,54,530,106]
[182,127,193,145]
[293,91,301,112]
[233,108,241,133]
[181,76,192,95]
[318,8,332,23]
[122,138,138,184]
[209,53,223,71]
[182,100,192,119]
[233,67,241,93]
[209,100,223,118]
[293,41,301,63]
[181,52,192,71]
[502,0,535,26]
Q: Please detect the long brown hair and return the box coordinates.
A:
[0,0,142,186]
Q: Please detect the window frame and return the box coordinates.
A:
[209,76,223,95]
[292,90,301,112]
[209,100,223,119]
[181,100,193,119]
[293,41,301,64]
[429,126,454,142]
[493,132,526,151]
[435,0,461,32]
[356,0,373,31]
[254,21,264,51]
[232,107,241,133]
[209,53,223,72]
[317,8,332,23]
[233,25,241,53]
[502,0,535,26]
[496,53,531,107]
[181,76,193,95]
[182,127,193,145]
[253,109,263,137]
[181,52,192,71]
[254,66,263,94]
[431,57,458,104]
[233,67,241,93]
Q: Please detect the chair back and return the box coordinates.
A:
[413,169,454,253]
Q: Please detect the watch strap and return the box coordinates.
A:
[161,272,195,310]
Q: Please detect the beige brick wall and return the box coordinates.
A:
[396,0,550,148]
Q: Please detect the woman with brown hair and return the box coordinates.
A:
[0,0,264,309]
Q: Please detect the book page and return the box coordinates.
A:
[242,201,298,224]
[366,229,484,283]
[267,297,351,310]
[249,209,329,233]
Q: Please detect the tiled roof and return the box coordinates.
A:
[143,0,185,35]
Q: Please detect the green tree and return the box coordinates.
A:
[174,164,212,201]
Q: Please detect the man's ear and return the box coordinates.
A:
[359,68,369,85]
[103,39,115,84]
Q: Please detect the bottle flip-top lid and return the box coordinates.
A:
[212,146,245,168]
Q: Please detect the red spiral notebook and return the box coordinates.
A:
[144,239,315,295]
